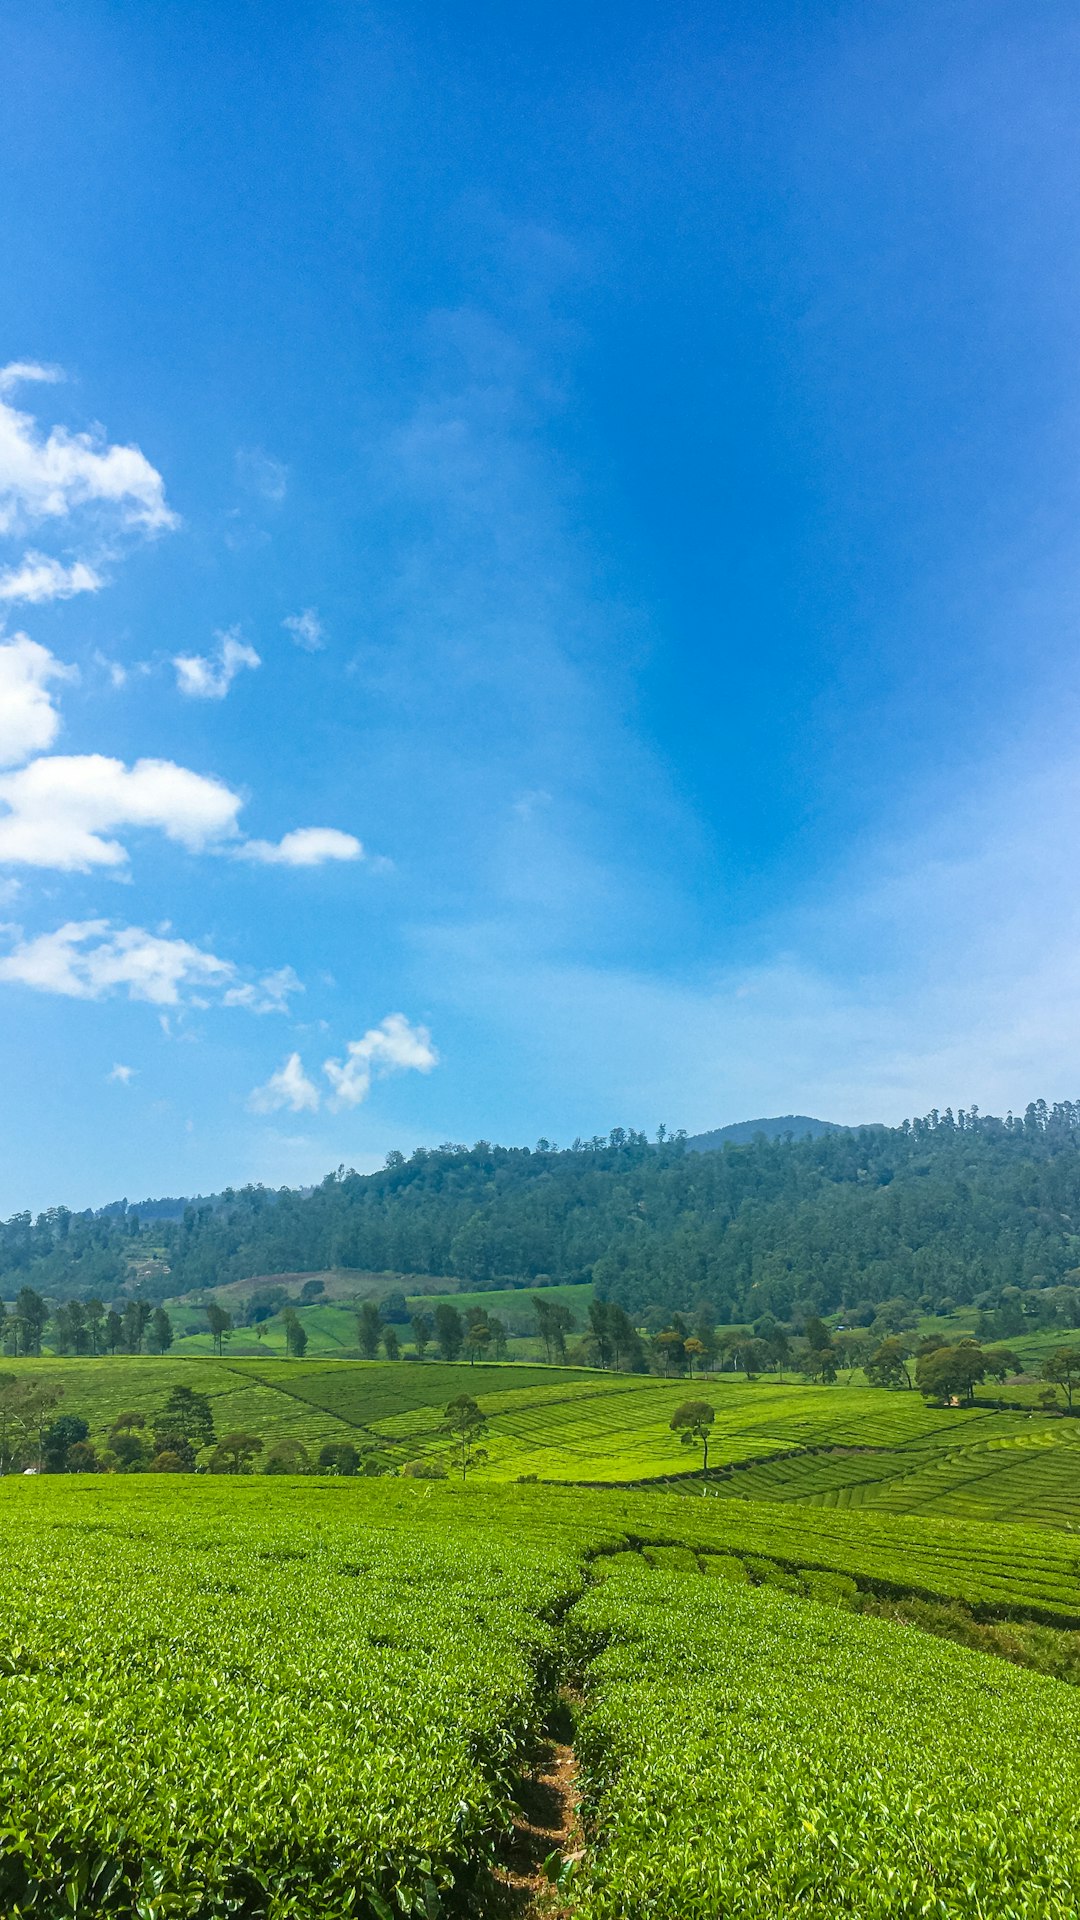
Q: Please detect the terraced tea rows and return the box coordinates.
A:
[7,1354,1080,1525]
[569,1565,1080,1917]
[4,1475,1080,1917]
[0,1478,581,1918]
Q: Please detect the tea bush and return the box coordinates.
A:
[569,1565,1080,1918]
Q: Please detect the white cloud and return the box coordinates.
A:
[223,965,303,1015]
[283,608,324,651]
[239,826,363,867]
[0,635,73,767]
[0,919,302,1012]
[0,362,62,395]
[173,627,261,700]
[323,1014,438,1110]
[236,447,287,504]
[108,1062,136,1084]
[93,651,129,689]
[0,754,242,869]
[248,1051,321,1114]
[0,552,103,603]
[0,367,175,535]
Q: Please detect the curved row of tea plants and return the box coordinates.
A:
[567,1565,1080,1917]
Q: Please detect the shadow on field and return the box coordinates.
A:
[483,1705,580,1918]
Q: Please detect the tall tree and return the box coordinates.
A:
[670,1399,716,1483]
[1044,1345,1080,1410]
[204,1302,232,1356]
[438,1394,489,1483]
[410,1309,434,1359]
[357,1300,382,1360]
[148,1306,173,1354]
[434,1303,463,1362]
[282,1307,308,1357]
[14,1288,48,1356]
[154,1385,215,1457]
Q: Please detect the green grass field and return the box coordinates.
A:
[164,1280,594,1361]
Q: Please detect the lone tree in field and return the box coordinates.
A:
[1043,1345,1080,1410]
[670,1399,716,1483]
[154,1385,215,1459]
[205,1301,232,1356]
[439,1394,489,1483]
[357,1300,382,1360]
[282,1307,308,1357]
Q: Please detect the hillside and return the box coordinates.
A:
[7,1353,1080,1528]
[7,1100,1080,1323]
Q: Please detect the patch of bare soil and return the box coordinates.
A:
[483,1730,582,1917]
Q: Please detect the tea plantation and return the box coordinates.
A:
[8,1353,1080,1522]
[5,1359,1080,1914]
[3,1471,1080,1916]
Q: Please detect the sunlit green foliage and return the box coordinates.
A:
[0,1478,579,1918]
[569,1566,1080,1917]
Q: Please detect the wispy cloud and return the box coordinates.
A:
[283,608,325,651]
[173,626,260,700]
[0,919,302,1013]
[108,1062,136,1084]
[0,362,63,396]
[236,446,287,504]
[0,552,103,603]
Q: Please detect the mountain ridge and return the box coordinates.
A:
[683,1114,853,1150]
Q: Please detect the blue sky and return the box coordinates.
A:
[2,0,1080,1211]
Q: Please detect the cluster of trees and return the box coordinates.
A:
[9,1102,1080,1325]
[1,1289,175,1358]
[0,1374,495,1481]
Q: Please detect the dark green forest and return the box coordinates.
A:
[6,1102,1080,1321]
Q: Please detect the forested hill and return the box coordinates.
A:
[684,1114,845,1150]
[6,1101,1080,1320]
